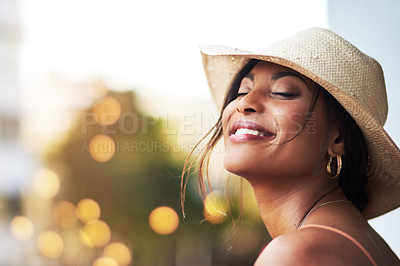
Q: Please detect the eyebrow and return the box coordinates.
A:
[243,71,308,87]
[244,73,254,81]
[271,71,308,86]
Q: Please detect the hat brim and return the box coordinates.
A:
[200,45,400,219]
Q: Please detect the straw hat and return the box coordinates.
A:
[200,27,400,219]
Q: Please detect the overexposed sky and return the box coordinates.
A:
[17,0,328,144]
[18,0,327,98]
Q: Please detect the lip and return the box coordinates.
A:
[229,120,276,142]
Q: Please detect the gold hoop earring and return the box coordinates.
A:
[327,154,342,179]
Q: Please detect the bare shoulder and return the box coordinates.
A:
[254,228,367,266]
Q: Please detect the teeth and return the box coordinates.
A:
[234,128,265,137]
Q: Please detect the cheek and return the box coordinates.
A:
[283,103,328,161]
[273,104,309,140]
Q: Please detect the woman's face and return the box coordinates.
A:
[222,61,330,183]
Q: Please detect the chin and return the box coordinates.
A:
[223,154,258,179]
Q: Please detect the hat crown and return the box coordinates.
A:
[263,27,388,126]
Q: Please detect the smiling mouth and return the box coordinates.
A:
[233,128,271,137]
[229,120,276,141]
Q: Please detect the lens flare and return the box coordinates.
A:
[52,201,77,229]
[89,134,116,162]
[203,192,228,224]
[79,220,111,248]
[103,242,132,266]
[32,168,60,199]
[149,206,179,235]
[76,199,101,223]
[37,231,64,258]
[10,216,34,241]
[92,257,118,266]
[92,96,121,126]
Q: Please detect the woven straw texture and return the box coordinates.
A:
[200,27,400,219]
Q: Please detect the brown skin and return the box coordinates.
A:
[222,61,400,265]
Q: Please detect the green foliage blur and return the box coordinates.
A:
[46,89,268,265]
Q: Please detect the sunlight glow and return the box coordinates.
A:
[103,242,132,266]
[89,134,116,162]
[52,201,77,229]
[92,257,118,266]
[149,206,179,235]
[92,96,121,126]
[10,216,34,241]
[37,231,64,258]
[32,168,60,199]
[76,199,101,223]
[79,220,111,248]
[203,192,228,224]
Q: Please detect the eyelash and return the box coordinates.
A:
[236,92,248,98]
[271,92,299,98]
[235,92,299,99]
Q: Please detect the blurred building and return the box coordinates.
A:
[0,0,23,194]
[0,0,38,264]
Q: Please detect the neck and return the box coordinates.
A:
[250,176,339,238]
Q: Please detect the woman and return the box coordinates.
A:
[183,28,400,265]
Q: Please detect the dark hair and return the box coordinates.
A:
[180,60,259,216]
[321,89,369,211]
[181,59,369,216]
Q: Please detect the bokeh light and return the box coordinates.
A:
[76,199,101,223]
[92,257,118,266]
[203,192,228,224]
[52,201,77,229]
[37,231,64,258]
[10,216,34,241]
[149,206,179,235]
[103,242,131,266]
[32,168,60,199]
[89,134,116,162]
[92,96,121,126]
[79,220,111,248]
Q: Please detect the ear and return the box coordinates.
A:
[327,123,345,156]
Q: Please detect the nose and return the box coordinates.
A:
[236,90,264,114]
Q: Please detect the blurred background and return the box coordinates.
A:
[0,0,399,265]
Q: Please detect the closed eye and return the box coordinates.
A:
[270,92,299,99]
[236,92,249,98]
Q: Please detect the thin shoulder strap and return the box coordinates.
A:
[300,224,377,266]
